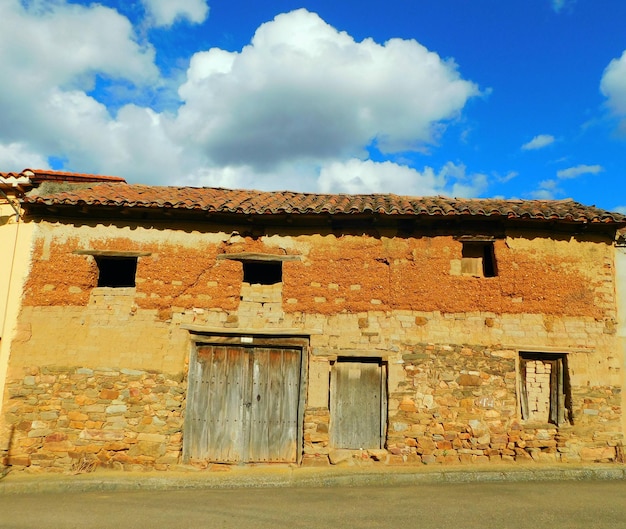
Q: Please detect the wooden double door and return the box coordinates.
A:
[184,343,303,463]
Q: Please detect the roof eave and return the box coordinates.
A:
[20,201,626,234]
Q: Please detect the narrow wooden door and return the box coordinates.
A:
[184,344,301,463]
[330,360,386,449]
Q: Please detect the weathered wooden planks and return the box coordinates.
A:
[184,344,301,463]
[330,360,385,450]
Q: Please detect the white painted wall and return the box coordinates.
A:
[0,200,35,415]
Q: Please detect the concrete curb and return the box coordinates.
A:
[1,465,625,494]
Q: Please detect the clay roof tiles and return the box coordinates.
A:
[22,182,626,225]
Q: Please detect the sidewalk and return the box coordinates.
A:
[1,463,625,494]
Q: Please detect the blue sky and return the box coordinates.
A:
[1,0,626,212]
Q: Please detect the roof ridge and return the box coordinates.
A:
[22,168,126,182]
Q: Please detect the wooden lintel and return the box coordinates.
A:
[182,324,321,336]
[216,252,301,262]
[505,345,593,354]
[312,348,392,358]
[456,235,496,242]
[73,249,152,257]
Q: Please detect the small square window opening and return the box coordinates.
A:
[95,256,138,287]
[243,261,282,285]
[461,242,497,277]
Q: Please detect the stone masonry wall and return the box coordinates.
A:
[3,343,621,471]
[392,344,622,464]
[3,366,184,471]
[303,344,622,466]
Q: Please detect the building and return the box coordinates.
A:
[1,176,625,471]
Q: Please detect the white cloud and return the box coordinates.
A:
[317,159,487,198]
[0,4,482,195]
[556,164,603,179]
[0,1,157,91]
[141,0,209,27]
[530,179,561,200]
[521,134,555,150]
[614,206,626,215]
[0,0,158,162]
[601,50,626,121]
[318,159,442,196]
[0,142,49,173]
[493,171,518,183]
[181,158,489,198]
[181,162,322,192]
[175,9,481,171]
[530,189,556,200]
[530,164,602,200]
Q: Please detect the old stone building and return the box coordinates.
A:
[1,175,625,472]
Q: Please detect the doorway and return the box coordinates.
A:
[330,358,387,449]
[184,342,304,463]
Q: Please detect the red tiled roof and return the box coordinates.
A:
[22,182,626,225]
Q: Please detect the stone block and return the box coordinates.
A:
[459,453,474,464]
[301,455,330,467]
[44,433,68,443]
[137,433,168,443]
[156,452,181,465]
[386,455,406,465]
[468,420,489,438]
[73,444,103,454]
[306,431,328,443]
[329,449,353,465]
[28,428,53,438]
[416,437,436,452]
[79,429,124,441]
[128,441,166,459]
[105,404,128,415]
[7,454,31,466]
[43,440,74,452]
[458,374,482,386]
[99,389,120,400]
[579,446,616,462]
[399,397,417,412]
[421,454,436,464]
[68,411,89,421]
[367,449,388,461]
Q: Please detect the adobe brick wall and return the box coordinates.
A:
[1,220,622,471]
[21,227,615,319]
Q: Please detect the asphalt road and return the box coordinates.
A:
[1,480,626,529]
